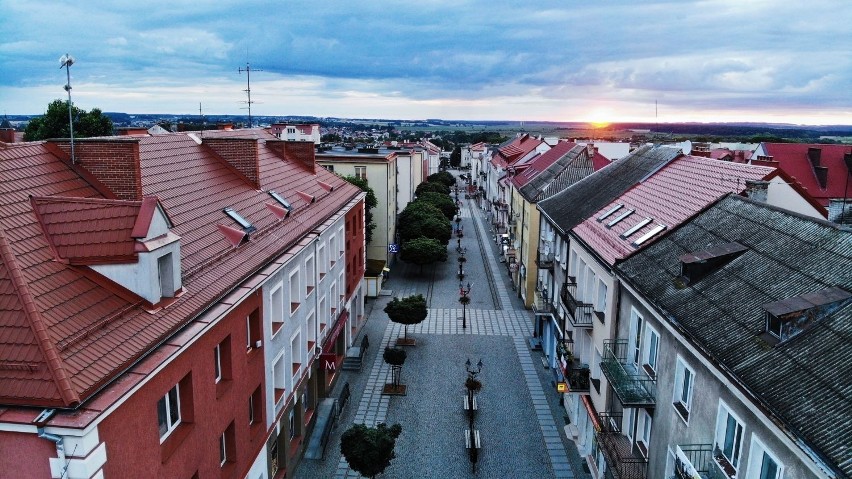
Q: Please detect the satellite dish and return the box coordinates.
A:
[59,53,75,68]
[681,140,692,155]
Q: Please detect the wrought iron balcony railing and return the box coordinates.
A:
[600,340,656,407]
[561,281,594,328]
[535,250,555,270]
[532,290,553,315]
[564,361,590,393]
[595,412,648,479]
[671,444,723,479]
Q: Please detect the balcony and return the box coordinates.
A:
[563,360,590,393]
[668,444,729,479]
[561,281,594,328]
[532,289,553,315]
[600,340,656,407]
[595,412,648,479]
[535,250,555,271]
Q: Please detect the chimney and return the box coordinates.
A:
[204,138,260,188]
[827,199,851,225]
[744,179,770,203]
[807,147,822,167]
[49,138,142,200]
[267,140,316,174]
[814,166,828,189]
[0,129,15,143]
[753,155,778,167]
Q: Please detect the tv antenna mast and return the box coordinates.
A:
[237,63,262,128]
[59,53,76,163]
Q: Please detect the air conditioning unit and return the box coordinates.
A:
[254,340,263,349]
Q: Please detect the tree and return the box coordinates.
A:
[342,175,378,244]
[383,347,407,390]
[400,236,447,273]
[450,145,462,168]
[398,203,451,244]
[24,99,113,141]
[384,294,428,344]
[340,423,403,478]
[415,191,457,220]
[415,181,450,196]
[427,171,456,187]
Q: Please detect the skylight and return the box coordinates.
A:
[268,190,293,211]
[223,207,256,233]
[631,224,667,247]
[597,204,623,222]
[620,218,653,239]
[607,209,634,228]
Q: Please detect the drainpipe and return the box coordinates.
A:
[35,408,66,475]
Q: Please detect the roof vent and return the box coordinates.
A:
[268,190,293,211]
[217,223,249,247]
[318,180,335,192]
[295,191,316,204]
[676,241,748,286]
[761,287,851,345]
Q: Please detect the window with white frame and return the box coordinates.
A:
[157,384,181,441]
[273,354,286,406]
[318,243,327,279]
[354,166,367,180]
[673,356,694,423]
[213,343,222,383]
[289,408,297,439]
[306,255,316,295]
[289,270,300,314]
[747,437,783,479]
[328,235,336,266]
[643,325,660,377]
[715,402,745,472]
[584,267,595,303]
[338,226,345,256]
[219,430,228,465]
[569,250,577,277]
[339,271,345,300]
[595,280,607,313]
[576,260,585,296]
[307,311,317,351]
[330,282,338,318]
[629,308,644,365]
[290,330,302,383]
[637,409,652,456]
[319,296,327,332]
[270,283,284,334]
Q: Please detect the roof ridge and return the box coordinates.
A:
[0,226,79,407]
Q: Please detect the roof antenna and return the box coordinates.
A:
[59,53,76,164]
[237,63,263,129]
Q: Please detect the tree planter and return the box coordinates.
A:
[382,383,407,396]
[382,348,407,396]
[395,337,417,347]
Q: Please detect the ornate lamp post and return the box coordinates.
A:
[459,282,472,329]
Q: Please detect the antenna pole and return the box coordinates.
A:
[238,63,262,128]
[60,54,76,164]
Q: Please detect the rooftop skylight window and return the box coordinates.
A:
[223,207,256,233]
[606,209,634,228]
[631,224,667,247]
[620,218,653,239]
[597,204,623,222]
[268,190,293,211]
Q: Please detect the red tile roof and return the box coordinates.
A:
[0,130,361,408]
[573,155,776,265]
[758,143,852,206]
[511,142,577,189]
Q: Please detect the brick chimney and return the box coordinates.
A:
[267,140,316,174]
[203,138,260,189]
[49,138,142,200]
[744,179,770,203]
[752,155,778,168]
[0,129,15,143]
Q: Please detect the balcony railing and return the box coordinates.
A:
[532,290,553,314]
[535,250,555,270]
[600,340,657,407]
[564,360,590,393]
[669,444,725,479]
[561,281,594,328]
[595,412,648,479]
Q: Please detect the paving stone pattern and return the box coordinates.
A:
[295,180,590,479]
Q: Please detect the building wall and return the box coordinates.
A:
[617,285,830,479]
[345,201,366,301]
[0,432,56,479]
[767,177,825,218]
[97,292,266,479]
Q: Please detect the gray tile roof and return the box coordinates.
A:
[617,194,852,478]
[518,145,593,202]
[537,145,681,234]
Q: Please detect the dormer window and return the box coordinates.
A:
[223,207,256,233]
[607,209,634,228]
[761,287,851,344]
[597,204,623,221]
[268,190,293,211]
[620,218,652,239]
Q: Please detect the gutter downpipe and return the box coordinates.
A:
[35,408,66,476]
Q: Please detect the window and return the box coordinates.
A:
[631,224,667,247]
[158,253,175,299]
[268,190,293,212]
[288,409,297,440]
[289,270,300,314]
[620,217,652,238]
[747,437,783,479]
[629,308,644,365]
[597,204,623,221]
[319,296,327,332]
[328,235,336,266]
[273,354,286,407]
[219,431,227,465]
[595,280,607,312]
[643,326,660,377]
[307,311,317,352]
[715,402,745,472]
[223,207,256,232]
[318,243,327,279]
[355,166,367,180]
[606,209,634,228]
[219,422,235,467]
[306,255,316,295]
[569,250,577,277]
[290,330,302,383]
[323,164,334,173]
[339,271,345,300]
[637,410,652,457]
[246,308,261,351]
[157,384,181,441]
[338,226,345,256]
[213,344,222,383]
[674,356,694,423]
[271,283,284,334]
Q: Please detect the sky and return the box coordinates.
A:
[1,0,851,125]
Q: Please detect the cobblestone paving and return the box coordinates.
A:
[296,179,590,479]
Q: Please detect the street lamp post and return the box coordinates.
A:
[459,282,472,329]
[59,53,75,164]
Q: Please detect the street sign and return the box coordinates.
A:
[388,243,399,253]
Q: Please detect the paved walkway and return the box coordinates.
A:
[296,181,589,479]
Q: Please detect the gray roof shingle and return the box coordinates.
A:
[537,145,681,234]
[617,194,852,478]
